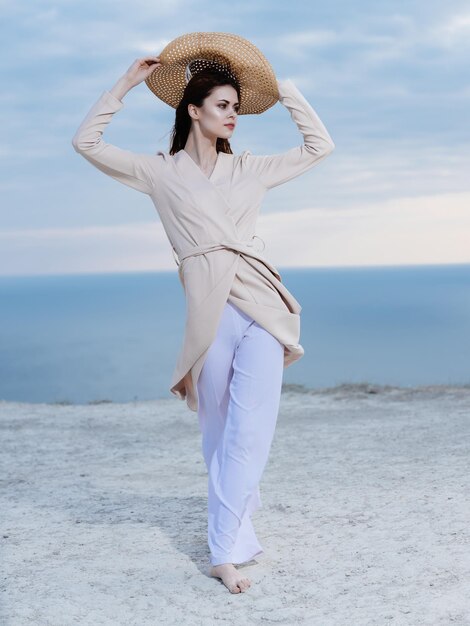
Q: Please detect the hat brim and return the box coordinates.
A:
[145,32,279,115]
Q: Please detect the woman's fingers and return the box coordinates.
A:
[143,56,162,68]
[124,56,162,86]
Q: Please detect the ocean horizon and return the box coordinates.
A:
[1,262,469,405]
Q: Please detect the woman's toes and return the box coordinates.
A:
[210,564,252,593]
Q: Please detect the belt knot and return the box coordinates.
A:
[172,235,266,267]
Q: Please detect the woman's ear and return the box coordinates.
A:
[187,104,198,121]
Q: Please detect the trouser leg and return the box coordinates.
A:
[196,303,236,470]
[197,301,284,567]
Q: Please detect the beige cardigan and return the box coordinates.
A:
[71,78,335,412]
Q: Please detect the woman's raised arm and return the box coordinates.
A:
[71,57,162,195]
[242,78,335,190]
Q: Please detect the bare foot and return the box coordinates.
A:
[210,563,252,594]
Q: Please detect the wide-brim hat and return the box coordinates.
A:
[145,32,279,115]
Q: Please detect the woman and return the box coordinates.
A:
[72,54,335,594]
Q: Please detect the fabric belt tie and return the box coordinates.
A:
[172,235,266,267]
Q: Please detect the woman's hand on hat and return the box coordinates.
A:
[110,56,162,101]
[123,56,162,88]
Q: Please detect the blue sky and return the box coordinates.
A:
[1,0,469,275]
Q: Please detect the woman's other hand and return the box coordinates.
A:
[110,55,162,101]
[124,55,162,87]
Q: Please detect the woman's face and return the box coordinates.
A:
[188,85,239,139]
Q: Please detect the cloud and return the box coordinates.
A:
[0,222,176,276]
[257,190,470,268]
[1,0,469,275]
[437,12,470,42]
[2,191,469,276]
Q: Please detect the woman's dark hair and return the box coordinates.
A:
[169,68,241,156]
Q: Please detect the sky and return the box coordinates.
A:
[1,0,469,276]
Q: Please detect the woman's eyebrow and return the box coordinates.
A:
[217,99,240,105]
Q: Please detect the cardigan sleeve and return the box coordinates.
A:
[71,90,157,195]
[243,78,335,190]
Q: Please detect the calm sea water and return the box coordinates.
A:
[1,264,469,404]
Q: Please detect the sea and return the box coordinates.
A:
[1,263,469,405]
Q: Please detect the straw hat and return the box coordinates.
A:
[145,32,279,115]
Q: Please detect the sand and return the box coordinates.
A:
[1,383,469,625]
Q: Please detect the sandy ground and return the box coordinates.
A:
[1,383,469,625]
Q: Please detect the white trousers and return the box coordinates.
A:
[196,300,284,566]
